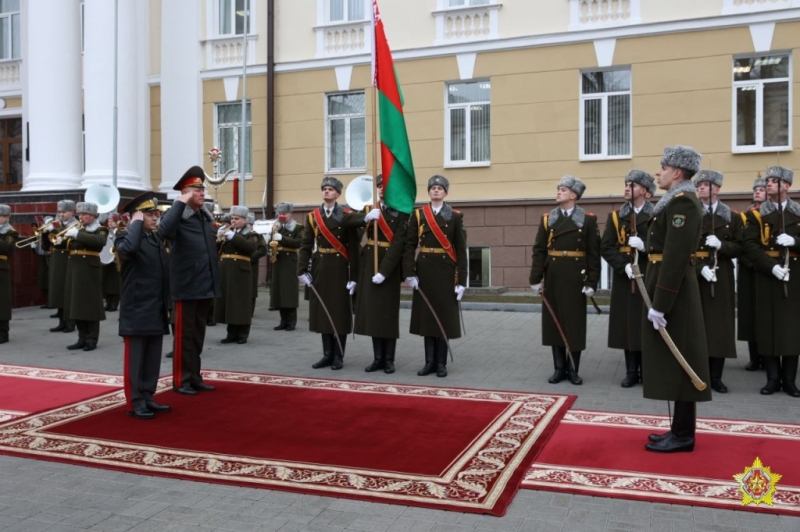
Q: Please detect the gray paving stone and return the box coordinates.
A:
[88,514,148,532]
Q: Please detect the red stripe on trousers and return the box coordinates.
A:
[173,301,183,388]
[123,336,132,411]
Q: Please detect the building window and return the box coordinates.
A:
[733,54,791,152]
[218,0,252,36]
[446,80,491,166]
[216,102,252,177]
[467,247,490,288]
[326,92,366,172]
[0,117,22,192]
[448,0,491,6]
[0,0,20,61]
[328,0,365,23]
[580,69,631,160]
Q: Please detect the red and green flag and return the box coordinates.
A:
[372,0,416,214]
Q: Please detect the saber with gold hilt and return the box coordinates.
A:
[631,250,707,391]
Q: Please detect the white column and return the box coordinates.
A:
[160,0,202,195]
[81,0,147,191]
[21,0,83,192]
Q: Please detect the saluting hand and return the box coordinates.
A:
[131,212,144,223]
[176,191,193,204]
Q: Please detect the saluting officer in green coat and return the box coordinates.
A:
[63,202,109,352]
[600,170,655,388]
[0,204,18,344]
[530,176,601,386]
[47,200,78,334]
[737,177,766,371]
[693,170,743,394]
[246,214,268,319]
[270,203,303,331]
[643,145,711,454]
[742,166,800,398]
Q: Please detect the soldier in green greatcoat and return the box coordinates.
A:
[216,206,258,344]
[46,200,78,334]
[643,145,711,453]
[63,202,108,352]
[0,204,18,344]
[737,177,766,371]
[246,214,268,319]
[530,176,601,386]
[270,203,303,331]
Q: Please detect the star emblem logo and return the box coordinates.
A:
[733,457,782,506]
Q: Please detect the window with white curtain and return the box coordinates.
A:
[446,81,491,166]
[326,92,366,172]
[218,0,252,36]
[216,102,252,177]
[0,0,20,60]
[733,54,791,152]
[328,0,366,22]
[448,0,491,6]
[580,69,631,159]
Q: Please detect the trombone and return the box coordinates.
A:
[15,217,58,248]
[49,220,83,244]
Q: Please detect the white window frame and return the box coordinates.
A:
[214,102,253,180]
[325,0,367,24]
[731,52,792,154]
[444,79,492,168]
[213,0,256,38]
[579,67,632,161]
[325,90,367,174]
[0,0,20,61]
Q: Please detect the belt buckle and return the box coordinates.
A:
[561,250,568,257]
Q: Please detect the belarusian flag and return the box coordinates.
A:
[372,0,416,214]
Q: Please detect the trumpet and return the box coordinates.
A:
[49,220,83,244]
[216,224,232,243]
[268,220,281,263]
[15,217,59,248]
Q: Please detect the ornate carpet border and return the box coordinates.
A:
[0,371,575,515]
[0,410,24,423]
[0,364,123,387]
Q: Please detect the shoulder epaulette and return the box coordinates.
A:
[452,209,462,214]
[586,212,595,217]
[343,208,353,214]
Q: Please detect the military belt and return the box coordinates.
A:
[765,250,799,258]
[619,246,631,253]
[366,239,391,248]
[419,247,447,254]
[0,255,6,261]
[70,250,100,257]
[649,253,695,263]
[547,250,586,258]
[220,253,250,261]
[695,251,711,258]
[316,248,342,254]
[275,247,298,253]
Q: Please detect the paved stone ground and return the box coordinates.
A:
[2,290,799,532]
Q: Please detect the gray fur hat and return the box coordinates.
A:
[246,214,255,225]
[765,166,793,186]
[76,202,99,216]
[275,202,293,214]
[321,176,343,193]
[557,175,586,199]
[428,175,449,193]
[661,145,702,174]
[0,204,10,216]
[230,205,249,218]
[57,200,76,212]
[648,181,657,196]
[694,170,724,188]
[625,169,654,192]
[753,176,767,190]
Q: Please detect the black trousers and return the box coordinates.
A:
[671,401,696,439]
[279,308,297,327]
[0,320,8,334]
[173,299,212,388]
[76,320,100,342]
[124,335,163,410]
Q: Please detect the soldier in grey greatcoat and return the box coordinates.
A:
[270,203,303,331]
[643,146,711,453]
[0,204,17,344]
[47,200,77,333]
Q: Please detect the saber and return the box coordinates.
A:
[416,285,454,363]
[538,281,576,372]
[581,269,602,314]
[459,301,466,336]
[307,281,346,361]
[631,253,707,391]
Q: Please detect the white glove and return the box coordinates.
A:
[31,242,38,250]
[530,283,541,294]
[64,227,79,239]
[346,281,356,295]
[224,230,235,241]
[217,226,227,235]
[298,273,312,286]
[647,308,667,330]
[705,235,722,249]
[364,209,381,222]
[455,285,465,301]
[777,234,796,247]
[372,273,385,284]
[772,265,790,282]
[405,276,419,289]
[54,237,63,246]
[272,233,283,242]
[624,263,634,280]
[700,266,717,283]
[582,286,595,298]
[628,236,645,252]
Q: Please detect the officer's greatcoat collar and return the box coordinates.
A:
[282,219,297,232]
[182,205,215,222]
[239,226,251,236]
[319,203,345,222]
[653,180,696,215]
[619,201,654,219]
[703,201,732,223]
[760,198,800,218]
[0,222,11,235]
[430,202,453,222]
[84,220,101,233]
[548,205,586,228]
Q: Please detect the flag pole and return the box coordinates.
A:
[370,1,379,275]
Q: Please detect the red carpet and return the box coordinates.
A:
[522,410,800,515]
[0,370,573,515]
[0,364,122,422]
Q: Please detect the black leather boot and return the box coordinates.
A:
[384,339,396,374]
[418,337,436,376]
[365,338,385,372]
[761,356,782,395]
[709,358,728,393]
[567,351,583,385]
[67,339,87,350]
[781,356,800,398]
[745,342,763,371]
[312,334,334,369]
[436,338,448,378]
[331,335,347,370]
[274,309,288,330]
[285,309,297,331]
[646,401,695,453]
[621,350,640,388]
[63,320,76,333]
[548,346,566,384]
